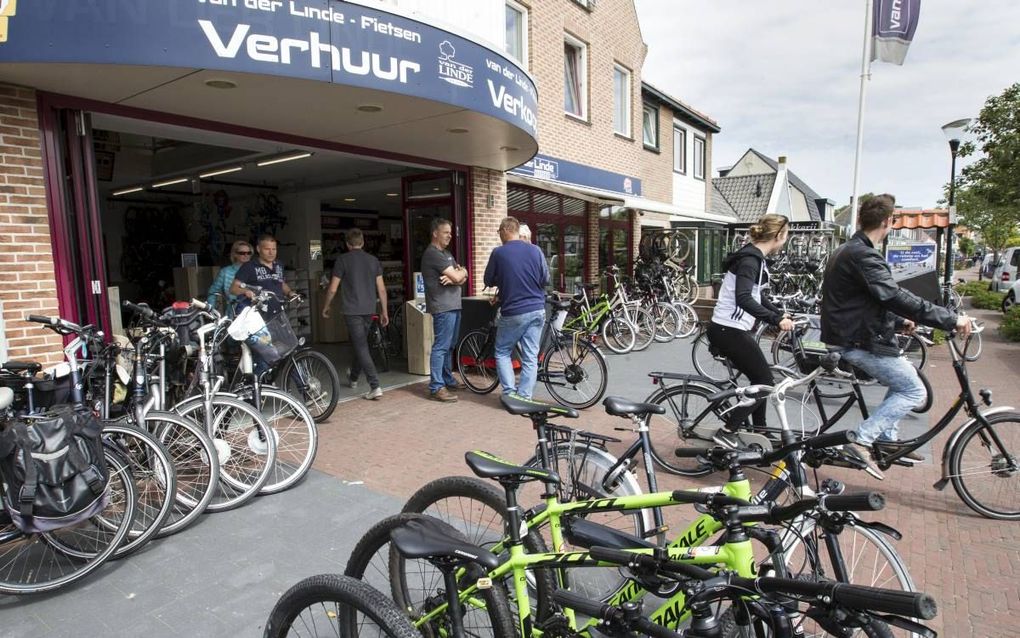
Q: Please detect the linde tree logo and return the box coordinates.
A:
[437,40,474,88]
[0,0,17,43]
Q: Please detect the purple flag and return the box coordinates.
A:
[871,0,920,65]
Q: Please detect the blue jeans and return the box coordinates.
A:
[495,309,545,399]
[429,310,461,393]
[839,348,927,445]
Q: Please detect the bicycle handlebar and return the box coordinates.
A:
[674,429,857,469]
[744,577,937,620]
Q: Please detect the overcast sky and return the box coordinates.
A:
[634,0,1020,209]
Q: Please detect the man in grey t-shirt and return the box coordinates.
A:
[321,228,388,400]
[421,218,467,402]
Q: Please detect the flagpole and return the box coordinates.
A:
[848,0,874,235]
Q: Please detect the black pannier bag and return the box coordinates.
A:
[0,404,110,533]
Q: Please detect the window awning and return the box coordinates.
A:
[891,209,951,229]
[623,196,738,225]
[506,174,624,206]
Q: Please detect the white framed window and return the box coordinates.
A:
[564,34,588,120]
[570,0,593,9]
[505,1,528,69]
[673,125,686,173]
[694,136,706,180]
[612,64,631,137]
[642,103,658,149]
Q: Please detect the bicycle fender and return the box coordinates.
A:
[935,405,1017,489]
[852,519,903,541]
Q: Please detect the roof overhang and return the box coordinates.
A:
[623,196,739,224]
[641,83,721,133]
[0,2,538,171]
[891,209,951,230]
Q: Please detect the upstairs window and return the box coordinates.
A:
[694,136,706,180]
[642,103,659,149]
[564,35,588,120]
[612,64,632,137]
[673,126,686,173]
[505,1,528,68]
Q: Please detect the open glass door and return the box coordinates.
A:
[39,107,110,334]
[401,171,466,298]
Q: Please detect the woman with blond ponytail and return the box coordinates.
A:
[708,214,794,442]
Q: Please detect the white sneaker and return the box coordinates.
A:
[363,387,383,400]
[346,367,358,389]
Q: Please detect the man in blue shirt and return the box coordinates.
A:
[484,216,549,398]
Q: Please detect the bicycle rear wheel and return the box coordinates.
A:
[147,410,219,537]
[542,337,607,409]
[101,423,176,558]
[0,448,136,594]
[651,302,680,342]
[673,302,699,339]
[279,349,340,422]
[630,307,656,352]
[691,329,732,383]
[896,333,927,370]
[645,382,727,476]
[265,573,422,638]
[456,329,500,394]
[344,513,517,638]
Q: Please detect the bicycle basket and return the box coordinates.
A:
[242,311,299,365]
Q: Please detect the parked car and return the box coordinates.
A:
[990,247,1020,292]
[1003,279,1020,313]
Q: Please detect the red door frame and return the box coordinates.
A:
[401,171,469,299]
[507,185,588,292]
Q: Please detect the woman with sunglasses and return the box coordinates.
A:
[708,214,795,442]
[207,240,253,317]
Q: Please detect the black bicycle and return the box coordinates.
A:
[455,297,608,409]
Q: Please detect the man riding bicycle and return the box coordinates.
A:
[821,194,971,468]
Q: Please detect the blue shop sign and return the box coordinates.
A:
[510,153,641,197]
[0,0,537,138]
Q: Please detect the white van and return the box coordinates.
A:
[990,247,1020,292]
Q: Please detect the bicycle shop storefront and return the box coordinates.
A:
[0,1,539,365]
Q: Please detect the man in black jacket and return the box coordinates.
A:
[822,194,971,465]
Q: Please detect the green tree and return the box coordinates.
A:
[953,83,1020,262]
[957,236,974,257]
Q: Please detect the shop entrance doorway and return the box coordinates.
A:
[402,172,467,298]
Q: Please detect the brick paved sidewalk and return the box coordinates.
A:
[312,293,1019,637]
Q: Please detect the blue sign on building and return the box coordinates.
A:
[0,0,538,139]
[510,153,641,197]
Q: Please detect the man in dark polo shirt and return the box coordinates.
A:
[321,228,387,400]
[421,218,467,402]
[230,234,296,375]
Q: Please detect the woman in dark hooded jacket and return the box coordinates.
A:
[708,214,794,437]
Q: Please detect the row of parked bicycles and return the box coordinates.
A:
[0,286,339,594]
[456,264,700,412]
[265,295,1016,636]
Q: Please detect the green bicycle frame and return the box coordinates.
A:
[412,478,758,637]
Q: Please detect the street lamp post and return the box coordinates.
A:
[942,118,971,304]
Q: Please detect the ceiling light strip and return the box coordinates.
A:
[256,152,313,167]
[199,166,244,179]
[112,186,144,196]
[151,177,189,189]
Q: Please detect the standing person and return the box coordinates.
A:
[207,240,252,316]
[821,194,970,469]
[321,228,387,401]
[230,234,297,374]
[421,218,467,402]
[484,217,549,399]
[708,214,794,442]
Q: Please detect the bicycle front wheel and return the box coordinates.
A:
[456,329,500,394]
[949,413,1020,520]
[265,573,422,638]
[630,307,656,352]
[279,349,341,422]
[673,301,699,339]
[896,333,927,371]
[600,316,636,354]
[237,386,318,494]
[782,520,914,638]
[651,302,680,343]
[174,396,277,512]
[542,337,608,409]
